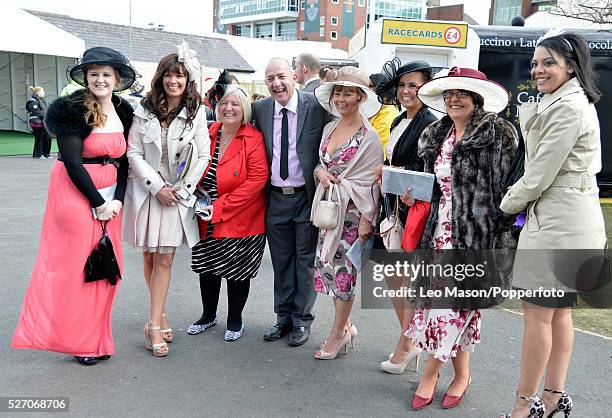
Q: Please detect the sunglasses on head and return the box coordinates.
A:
[443,90,470,99]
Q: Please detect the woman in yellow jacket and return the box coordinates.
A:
[368,73,398,159]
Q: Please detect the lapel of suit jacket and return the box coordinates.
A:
[263,98,275,161]
[296,91,309,146]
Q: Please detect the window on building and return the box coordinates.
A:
[300,21,305,30]
[331,16,338,26]
[320,27,325,37]
[234,24,252,37]
[332,0,339,3]
[358,0,365,6]
[288,0,298,11]
[492,0,522,26]
[320,16,325,26]
[255,22,273,39]
[300,0,305,10]
[369,0,425,21]
[218,0,299,20]
[330,31,337,40]
[277,20,297,40]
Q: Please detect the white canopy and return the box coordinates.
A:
[0,3,85,58]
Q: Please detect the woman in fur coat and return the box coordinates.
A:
[12,47,135,366]
[404,67,517,410]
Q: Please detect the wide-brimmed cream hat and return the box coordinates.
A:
[417,67,509,113]
[314,66,382,119]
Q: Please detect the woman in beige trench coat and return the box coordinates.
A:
[500,33,605,418]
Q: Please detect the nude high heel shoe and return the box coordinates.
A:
[144,322,169,357]
[381,345,422,374]
[315,332,351,360]
[160,313,173,343]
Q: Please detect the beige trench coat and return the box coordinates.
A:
[500,78,606,291]
[123,104,210,249]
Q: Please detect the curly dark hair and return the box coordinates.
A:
[142,54,201,128]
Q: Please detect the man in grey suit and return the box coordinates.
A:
[295,52,321,93]
[253,57,327,347]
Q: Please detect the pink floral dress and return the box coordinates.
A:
[406,127,481,361]
[313,126,366,301]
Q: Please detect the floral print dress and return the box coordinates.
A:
[313,126,366,301]
[406,128,481,362]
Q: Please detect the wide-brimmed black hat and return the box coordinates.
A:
[376,57,442,107]
[68,47,137,92]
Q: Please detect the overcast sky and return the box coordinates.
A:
[10,0,491,35]
[10,0,214,34]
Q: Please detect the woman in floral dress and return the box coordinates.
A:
[404,67,517,410]
[311,66,383,359]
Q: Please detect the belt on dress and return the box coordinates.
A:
[550,176,597,189]
[57,154,117,165]
[270,185,306,195]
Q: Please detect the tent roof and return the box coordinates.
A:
[29,10,254,73]
[0,4,85,57]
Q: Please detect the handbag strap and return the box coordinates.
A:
[371,180,399,236]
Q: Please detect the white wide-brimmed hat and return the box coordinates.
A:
[417,67,509,114]
[314,66,382,119]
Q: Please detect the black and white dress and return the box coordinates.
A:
[191,136,266,281]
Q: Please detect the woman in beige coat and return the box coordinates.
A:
[124,46,210,357]
[500,32,605,418]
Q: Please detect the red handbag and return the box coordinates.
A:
[401,201,431,251]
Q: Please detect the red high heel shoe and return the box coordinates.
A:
[441,376,471,408]
[411,374,439,411]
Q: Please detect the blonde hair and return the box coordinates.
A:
[29,86,44,95]
[83,64,120,128]
[215,85,252,126]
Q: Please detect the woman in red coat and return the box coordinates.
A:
[187,82,269,341]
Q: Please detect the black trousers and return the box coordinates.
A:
[32,126,51,158]
[199,273,250,331]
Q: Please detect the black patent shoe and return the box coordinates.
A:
[288,326,310,347]
[74,356,98,366]
[543,389,572,418]
[263,323,292,341]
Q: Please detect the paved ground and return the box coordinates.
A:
[1,156,611,417]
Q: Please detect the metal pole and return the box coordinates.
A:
[129,0,132,60]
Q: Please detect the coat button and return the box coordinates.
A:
[179,137,183,141]
[146,180,151,185]
[187,184,192,188]
[234,172,239,177]
[175,153,180,157]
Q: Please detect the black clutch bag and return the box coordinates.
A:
[85,221,121,285]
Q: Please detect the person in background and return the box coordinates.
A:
[252,57,329,347]
[500,32,605,418]
[295,52,321,93]
[320,67,336,84]
[367,73,399,159]
[187,80,268,342]
[406,67,517,410]
[374,59,439,375]
[26,86,52,159]
[311,66,383,359]
[123,43,210,357]
[12,47,135,366]
[126,79,145,109]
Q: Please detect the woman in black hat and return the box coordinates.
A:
[374,58,439,375]
[11,47,135,366]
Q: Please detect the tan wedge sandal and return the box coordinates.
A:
[144,322,169,357]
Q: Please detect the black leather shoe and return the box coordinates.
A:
[97,355,111,361]
[288,326,310,347]
[74,356,98,366]
[263,323,292,341]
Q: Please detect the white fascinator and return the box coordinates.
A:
[176,40,201,82]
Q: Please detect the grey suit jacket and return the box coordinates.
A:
[301,79,321,93]
[252,90,328,202]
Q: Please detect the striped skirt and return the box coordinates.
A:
[191,234,266,281]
